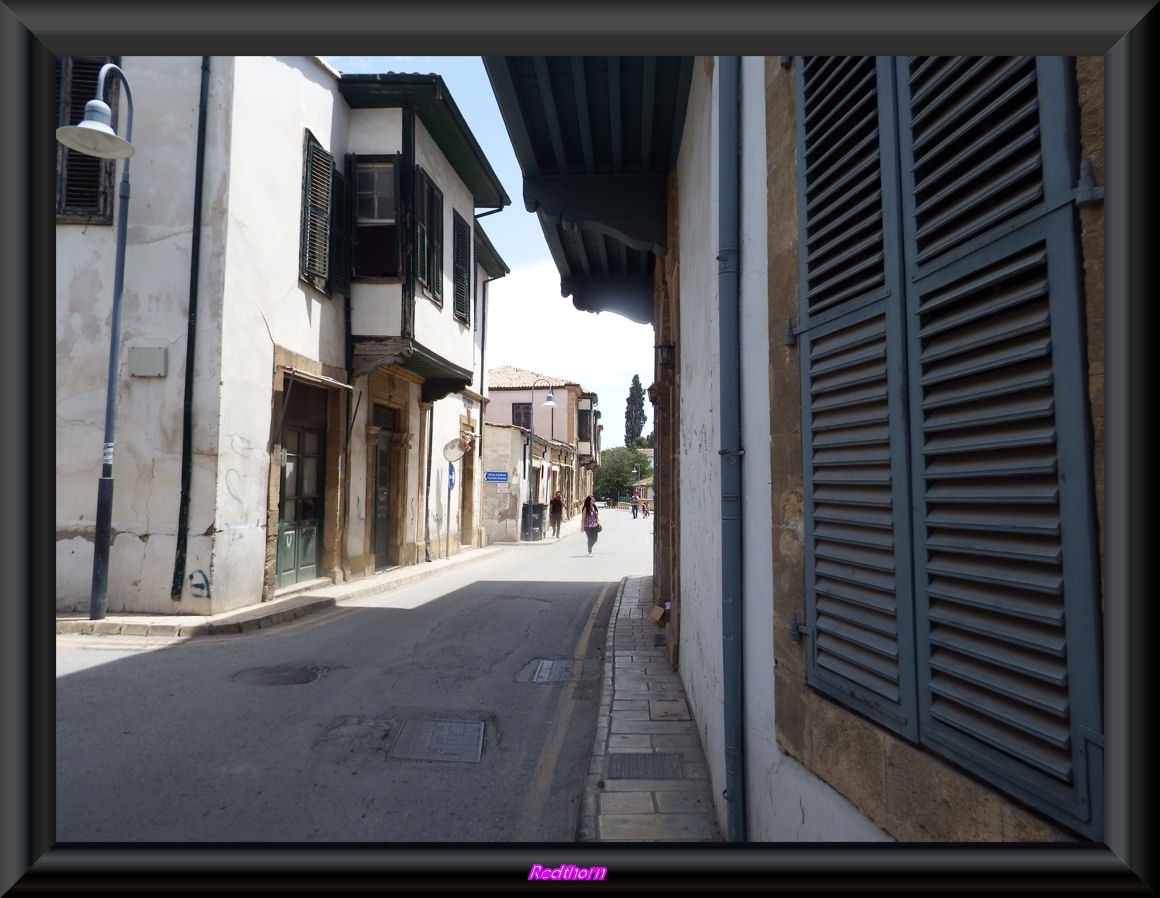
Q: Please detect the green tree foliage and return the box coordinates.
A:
[593,446,652,503]
[624,374,647,447]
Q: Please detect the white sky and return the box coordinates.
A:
[322,55,657,446]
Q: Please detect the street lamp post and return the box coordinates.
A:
[57,63,135,620]
[525,377,556,541]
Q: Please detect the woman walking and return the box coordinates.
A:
[581,495,601,555]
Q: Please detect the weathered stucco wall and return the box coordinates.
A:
[56,56,233,614]
[481,424,527,543]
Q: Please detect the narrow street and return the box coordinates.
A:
[55,506,653,842]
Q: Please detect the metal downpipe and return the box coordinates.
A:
[718,55,746,842]
[170,56,211,599]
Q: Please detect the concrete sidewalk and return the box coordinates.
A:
[580,576,722,842]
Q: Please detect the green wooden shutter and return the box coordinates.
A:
[301,134,332,286]
[431,180,444,301]
[453,211,471,322]
[329,164,352,297]
[796,56,918,737]
[896,56,1103,837]
[415,169,430,290]
[57,56,115,220]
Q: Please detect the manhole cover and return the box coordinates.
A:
[388,718,484,763]
[532,658,600,684]
[233,665,320,685]
[606,752,684,779]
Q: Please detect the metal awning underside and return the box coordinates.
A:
[483,57,694,325]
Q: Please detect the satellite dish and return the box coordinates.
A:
[442,437,468,462]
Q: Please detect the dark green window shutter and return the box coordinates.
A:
[430,179,444,301]
[415,169,445,302]
[301,133,332,288]
[796,56,919,737]
[329,165,352,297]
[56,56,116,221]
[896,56,1103,837]
[415,169,430,289]
[452,211,471,323]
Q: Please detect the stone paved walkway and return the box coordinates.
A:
[579,576,722,841]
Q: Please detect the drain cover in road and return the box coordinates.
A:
[606,752,684,779]
[533,658,600,684]
[388,718,484,763]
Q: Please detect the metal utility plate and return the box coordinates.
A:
[605,752,684,779]
[532,658,599,683]
[388,718,484,763]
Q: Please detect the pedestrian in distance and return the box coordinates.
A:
[549,490,565,539]
[581,495,601,554]
[631,493,639,519]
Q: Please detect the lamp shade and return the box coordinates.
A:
[57,99,134,159]
[543,391,556,407]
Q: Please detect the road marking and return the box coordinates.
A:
[516,580,615,840]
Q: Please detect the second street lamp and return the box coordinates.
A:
[57,62,135,620]
[525,377,556,541]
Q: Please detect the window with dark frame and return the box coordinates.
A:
[56,56,118,223]
[354,157,399,279]
[415,167,443,302]
[512,403,531,430]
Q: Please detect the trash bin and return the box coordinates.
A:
[522,502,548,541]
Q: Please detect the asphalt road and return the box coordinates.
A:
[56,506,654,843]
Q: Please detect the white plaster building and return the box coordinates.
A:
[56,56,509,615]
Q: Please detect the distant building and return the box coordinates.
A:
[482,365,600,541]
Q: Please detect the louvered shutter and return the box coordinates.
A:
[896,56,1103,836]
[57,56,115,220]
[452,212,471,322]
[415,170,430,289]
[430,180,444,301]
[797,57,919,736]
[329,165,352,297]
[301,136,332,285]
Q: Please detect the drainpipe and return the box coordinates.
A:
[423,404,434,561]
[718,55,746,842]
[171,56,211,600]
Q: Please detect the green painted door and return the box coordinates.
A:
[277,425,323,588]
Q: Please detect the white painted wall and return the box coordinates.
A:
[674,58,727,827]
[412,126,476,371]
[674,57,891,842]
[56,56,230,614]
[210,56,350,606]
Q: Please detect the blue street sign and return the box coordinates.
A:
[448,462,456,490]
[485,471,509,483]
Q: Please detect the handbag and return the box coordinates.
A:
[596,523,603,532]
